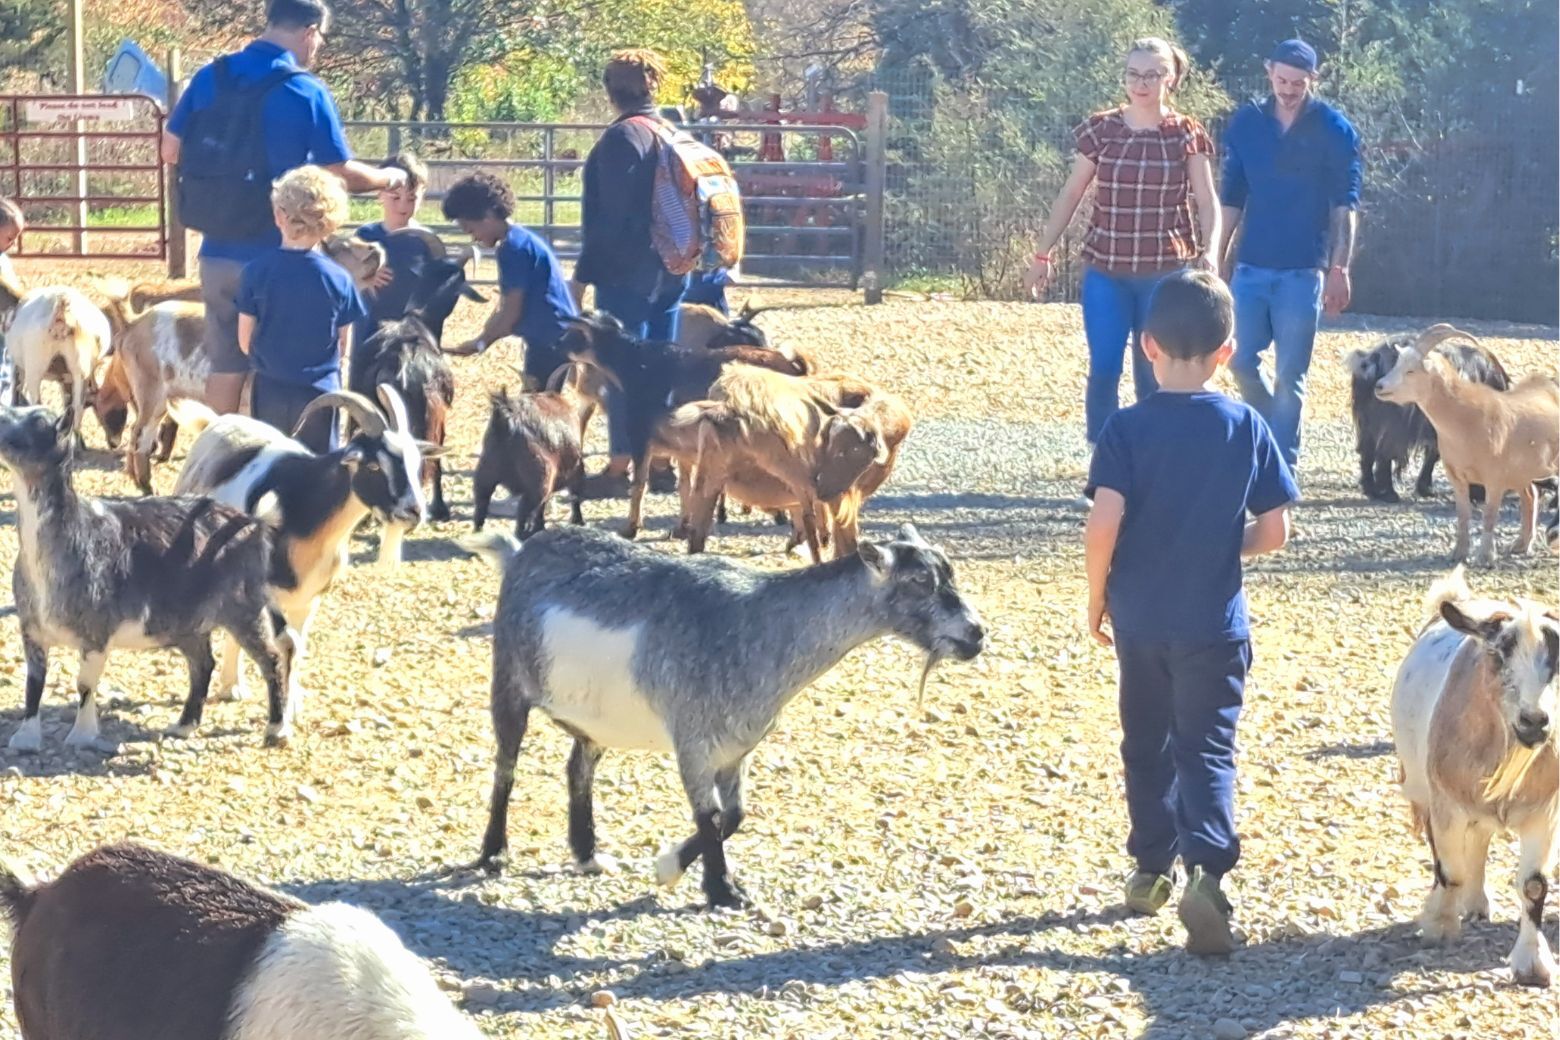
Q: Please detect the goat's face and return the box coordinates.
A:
[322,236,388,290]
[341,386,443,528]
[1345,342,1400,384]
[1443,600,1560,748]
[1374,347,1439,403]
[411,261,486,342]
[706,319,768,350]
[816,413,887,500]
[0,406,72,474]
[859,523,985,662]
[561,313,632,388]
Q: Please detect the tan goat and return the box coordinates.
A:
[1392,567,1559,986]
[1375,324,1560,566]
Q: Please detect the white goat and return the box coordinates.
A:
[7,287,112,436]
[1375,324,1560,566]
[1392,567,1559,987]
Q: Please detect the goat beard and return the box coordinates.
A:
[915,651,942,711]
[1482,741,1544,802]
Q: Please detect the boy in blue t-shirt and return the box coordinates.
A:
[1084,269,1299,956]
[440,172,577,388]
[353,152,434,350]
[237,165,367,453]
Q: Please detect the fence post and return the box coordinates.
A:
[542,126,555,250]
[165,48,188,279]
[862,90,888,305]
[67,0,87,253]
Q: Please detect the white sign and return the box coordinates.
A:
[24,98,138,124]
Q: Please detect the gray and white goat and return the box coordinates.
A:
[0,406,295,752]
[463,522,985,908]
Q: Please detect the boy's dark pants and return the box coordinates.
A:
[1116,637,1250,878]
[251,374,339,454]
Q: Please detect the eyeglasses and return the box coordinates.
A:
[1124,70,1170,86]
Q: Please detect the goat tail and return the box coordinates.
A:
[164,395,217,438]
[0,855,35,927]
[460,531,522,570]
[1422,565,1471,623]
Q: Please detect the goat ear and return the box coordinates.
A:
[461,285,488,303]
[415,439,448,459]
[858,539,893,576]
[52,410,72,441]
[896,522,928,547]
[1442,601,1510,641]
[340,444,365,470]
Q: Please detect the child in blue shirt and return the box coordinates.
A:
[237,165,367,453]
[354,152,434,351]
[440,172,577,388]
[1084,269,1298,955]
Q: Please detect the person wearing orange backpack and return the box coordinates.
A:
[572,48,690,483]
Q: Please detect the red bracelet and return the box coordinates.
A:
[1034,252,1052,263]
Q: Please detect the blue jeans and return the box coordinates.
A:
[1116,637,1250,878]
[1229,265,1324,472]
[1081,267,1173,442]
[593,277,689,457]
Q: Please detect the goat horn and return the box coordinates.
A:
[386,226,447,261]
[454,243,477,270]
[1414,323,1479,353]
[294,389,386,442]
[375,383,412,434]
[544,362,577,393]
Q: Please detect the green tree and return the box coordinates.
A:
[0,0,65,84]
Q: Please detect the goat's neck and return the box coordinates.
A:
[747,557,892,708]
[11,466,93,598]
[1414,374,1485,430]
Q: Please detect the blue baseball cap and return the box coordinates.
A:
[1269,39,1318,74]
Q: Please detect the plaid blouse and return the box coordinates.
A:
[1074,108,1214,274]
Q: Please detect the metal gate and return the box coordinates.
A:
[0,94,169,260]
[342,114,886,292]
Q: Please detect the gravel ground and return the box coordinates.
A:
[0,268,1555,1040]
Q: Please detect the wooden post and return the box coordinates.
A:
[542,125,555,250]
[165,48,188,279]
[862,91,888,305]
[67,0,87,253]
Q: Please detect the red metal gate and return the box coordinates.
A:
[0,94,168,260]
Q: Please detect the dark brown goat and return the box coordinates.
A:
[472,365,591,537]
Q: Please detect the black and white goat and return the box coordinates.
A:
[0,842,483,1039]
[0,405,295,751]
[1345,334,1510,501]
[462,522,985,908]
[169,386,438,717]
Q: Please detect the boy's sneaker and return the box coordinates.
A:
[1124,870,1174,916]
[1178,866,1235,955]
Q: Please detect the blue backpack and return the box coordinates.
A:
[175,57,303,240]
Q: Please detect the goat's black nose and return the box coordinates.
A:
[1519,709,1551,731]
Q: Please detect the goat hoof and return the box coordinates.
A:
[619,524,639,541]
[430,502,451,522]
[655,845,685,888]
[63,726,101,750]
[7,720,42,754]
[1378,488,1401,504]
[263,722,292,748]
[704,882,752,911]
[573,853,618,876]
[1415,484,1434,499]
[162,722,198,740]
[1511,937,1557,988]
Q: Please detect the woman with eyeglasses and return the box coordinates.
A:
[1025,37,1220,446]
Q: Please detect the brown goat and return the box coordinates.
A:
[473,364,593,536]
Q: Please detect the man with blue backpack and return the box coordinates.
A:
[161,0,406,417]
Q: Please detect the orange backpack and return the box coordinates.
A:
[631,116,746,275]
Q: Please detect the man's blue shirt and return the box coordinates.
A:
[1219,97,1361,271]
[168,41,352,263]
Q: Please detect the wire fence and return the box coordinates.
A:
[860,67,1559,324]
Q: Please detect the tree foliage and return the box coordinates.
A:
[0,0,64,82]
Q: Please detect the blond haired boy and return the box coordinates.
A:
[237,165,366,451]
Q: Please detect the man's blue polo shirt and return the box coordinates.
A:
[168,40,352,263]
[1219,97,1362,271]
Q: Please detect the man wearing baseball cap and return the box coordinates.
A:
[1214,39,1362,476]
